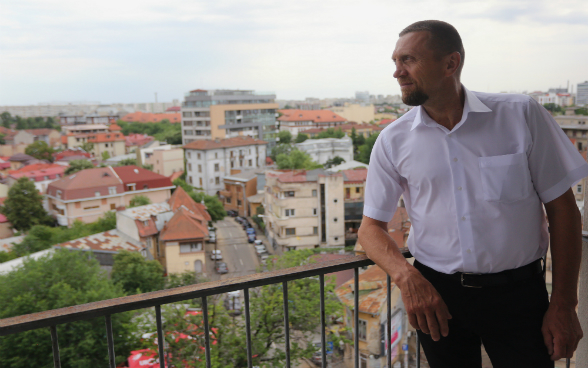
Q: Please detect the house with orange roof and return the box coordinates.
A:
[277,109,347,136]
[120,111,181,124]
[125,133,154,153]
[335,264,410,367]
[6,164,66,194]
[61,121,126,158]
[46,166,174,227]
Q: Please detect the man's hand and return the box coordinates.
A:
[397,267,452,341]
[542,303,583,360]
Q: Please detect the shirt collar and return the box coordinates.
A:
[410,85,492,131]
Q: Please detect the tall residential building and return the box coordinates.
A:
[277,109,347,136]
[264,169,345,251]
[183,136,267,196]
[180,89,279,146]
[577,81,588,106]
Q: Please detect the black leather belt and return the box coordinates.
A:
[417,259,544,288]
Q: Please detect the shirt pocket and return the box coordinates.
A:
[478,152,532,203]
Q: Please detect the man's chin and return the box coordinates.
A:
[402,91,429,106]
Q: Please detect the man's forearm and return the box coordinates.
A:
[545,190,583,307]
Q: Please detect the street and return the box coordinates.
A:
[205,217,262,281]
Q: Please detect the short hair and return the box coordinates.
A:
[399,20,465,77]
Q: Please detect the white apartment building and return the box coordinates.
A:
[537,93,574,107]
[264,169,345,251]
[184,136,267,195]
[295,136,354,165]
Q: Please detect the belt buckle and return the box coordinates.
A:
[461,272,483,288]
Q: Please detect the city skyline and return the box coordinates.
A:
[1,0,587,105]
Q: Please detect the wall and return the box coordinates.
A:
[116,212,141,242]
[123,188,171,207]
[0,223,14,239]
[209,103,279,140]
[148,148,184,176]
[321,174,345,247]
[165,241,207,275]
[330,104,375,124]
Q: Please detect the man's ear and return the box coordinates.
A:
[445,52,461,77]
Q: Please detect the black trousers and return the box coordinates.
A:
[414,260,553,368]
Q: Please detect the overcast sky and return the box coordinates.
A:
[1,0,587,105]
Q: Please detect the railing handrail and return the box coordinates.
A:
[0,251,411,337]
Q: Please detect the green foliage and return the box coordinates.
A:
[0,112,60,130]
[165,271,208,289]
[118,158,137,166]
[252,214,265,231]
[189,191,226,222]
[575,107,588,116]
[543,103,563,114]
[117,120,181,144]
[65,159,94,175]
[356,132,379,164]
[295,133,309,143]
[142,163,154,171]
[0,133,5,144]
[12,212,117,257]
[172,177,194,193]
[1,177,53,231]
[276,149,322,170]
[111,250,165,294]
[101,151,110,160]
[270,143,294,161]
[324,156,345,169]
[80,141,94,153]
[277,130,292,144]
[0,251,18,263]
[312,127,345,139]
[129,195,151,208]
[0,249,135,368]
[24,141,55,161]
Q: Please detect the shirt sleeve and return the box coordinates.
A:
[363,133,405,222]
[525,97,588,203]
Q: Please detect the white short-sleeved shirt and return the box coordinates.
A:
[364,86,588,274]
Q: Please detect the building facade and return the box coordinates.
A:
[219,170,258,217]
[181,89,278,146]
[61,123,126,158]
[264,169,345,251]
[329,103,375,124]
[295,136,354,165]
[184,136,267,195]
[577,81,588,106]
[277,109,347,136]
[144,145,184,177]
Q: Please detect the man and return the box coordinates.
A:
[358,20,585,367]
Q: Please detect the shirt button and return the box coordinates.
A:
[462,216,466,221]
[457,186,462,191]
[453,158,458,162]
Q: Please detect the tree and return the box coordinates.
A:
[1,177,52,231]
[324,156,345,169]
[313,128,345,139]
[80,141,94,153]
[575,107,588,116]
[142,163,154,171]
[0,249,135,368]
[25,141,55,161]
[189,191,226,222]
[277,130,292,144]
[111,250,165,294]
[270,143,294,161]
[118,158,138,166]
[0,112,13,128]
[165,271,207,289]
[129,195,151,208]
[276,149,322,170]
[64,159,94,175]
[542,103,563,114]
[295,133,309,143]
[101,151,111,160]
[356,132,379,164]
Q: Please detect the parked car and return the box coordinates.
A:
[248,233,256,243]
[255,246,267,255]
[246,227,255,234]
[253,239,264,246]
[260,254,270,265]
[215,262,228,274]
[210,249,223,260]
[235,216,245,224]
[242,222,252,230]
[227,210,238,217]
[208,234,216,243]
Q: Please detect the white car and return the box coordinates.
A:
[210,249,223,260]
[260,254,270,265]
[253,239,264,246]
[255,246,267,255]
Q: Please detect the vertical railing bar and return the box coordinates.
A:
[416,332,421,368]
[566,358,570,368]
[202,296,211,368]
[320,274,327,368]
[244,288,253,368]
[354,267,359,368]
[105,315,116,368]
[387,275,392,368]
[155,305,166,368]
[50,325,61,368]
[283,281,291,368]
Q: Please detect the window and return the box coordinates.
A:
[313,208,317,215]
[579,142,583,150]
[108,186,117,195]
[578,184,583,193]
[197,153,201,159]
[127,184,136,191]
[215,152,218,159]
[187,152,191,158]
[180,242,203,253]
[215,177,220,185]
[334,217,338,222]
[199,178,203,186]
[313,227,318,235]
[231,161,234,168]
[189,176,193,184]
[188,163,192,171]
[237,199,242,206]
[95,191,100,197]
[285,228,296,235]
[143,220,149,226]
[356,187,360,193]
[284,191,295,197]
[198,164,202,173]
[143,184,149,189]
[334,199,338,203]
[312,189,317,197]
[248,159,252,166]
[285,209,295,217]
[110,203,116,210]
[358,319,367,340]
[215,163,219,172]
[56,190,62,199]
[84,205,100,210]
[44,176,49,180]
[226,197,231,204]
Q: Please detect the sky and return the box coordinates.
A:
[1,0,587,105]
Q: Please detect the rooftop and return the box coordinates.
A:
[183,136,267,150]
[275,169,342,183]
[159,207,208,242]
[120,112,181,123]
[335,265,392,315]
[341,168,368,183]
[55,230,143,253]
[118,202,171,221]
[168,187,211,222]
[113,165,173,187]
[278,109,346,123]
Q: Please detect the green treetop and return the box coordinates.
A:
[1,177,52,231]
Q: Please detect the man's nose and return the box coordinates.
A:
[393,61,406,79]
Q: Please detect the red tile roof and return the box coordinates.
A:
[168,187,211,222]
[9,166,66,182]
[53,148,93,161]
[9,163,63,175]
[55,230,143,252]
[278,109,346,123]
[311,254,355,287]
[109,123,122,131]
[183,136,267,150]
[48,167,124,200]
[113,166,173,190]
[166,106,181,112]
[125,133,154,147]
[25,128,58,136]
[169,170,184,182]
[378,119,395,126]
[190,89,208,93]
[342,168,368,183]
[120,112,181,123]
[160,207,208,242]
[335,265,392,314]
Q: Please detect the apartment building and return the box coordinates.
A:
[577,81,588,106]
[264,169,345,251]
[277,109,346,136]
[181,89,278,146]
[295,136,354,165]
[184,136,267,195]
[143,145,184,177]
[329,103,375,124]
[61,123,126,158]
[219,169,258,217]
[6,163,66,194]
[46,166,174,226]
